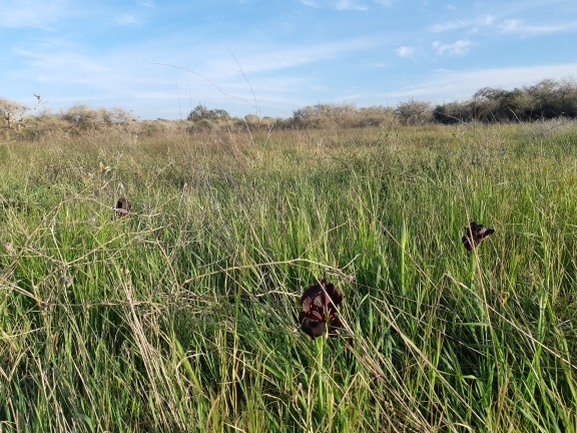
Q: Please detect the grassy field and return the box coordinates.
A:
[1,119,577,432]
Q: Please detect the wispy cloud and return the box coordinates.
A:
[430,15,494,32]
[432,39,471,55]
[203,39,372,77]
[382,63,577,101]
[116,14,142,25]
[0,0,68,29]
[3,0,576,120]
[396,46,414,58]
[499,19,577,35]
[12,35,371,94]
[300,0,368,9]
[14,45,116,76]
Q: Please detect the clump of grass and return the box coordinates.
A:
[1,121,577,432]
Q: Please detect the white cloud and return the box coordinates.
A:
[396,46,414,57]
[382,63,577,101]
[301,0,367,9]
[11,36,372,109]
[430,20,466,32]
[204,39,372,77]
[432,39,471,55]
[499,19,576,36]
[15,46,116,77]
[430,15,494,32]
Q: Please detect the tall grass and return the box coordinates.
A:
[1,120,577,432]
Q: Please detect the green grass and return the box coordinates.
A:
[1,120,577,432]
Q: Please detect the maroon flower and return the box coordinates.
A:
[299,279,343,339]
[114,197,132,218]
[462,221,495,251]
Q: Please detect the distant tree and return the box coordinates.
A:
[292,105,318,127]
[557,77,577,117]
[433,101,468,124]
[291,103,357,128]
[290,103,397,129]
[524,79,561,118]
[61,105,133,130]
[499,88,534,121]
[357,106,397,127]
[187,104,230,122]
[473,87,507,101]
[432,77,577,123]
[0,98,29,139]
[395,99,432,125]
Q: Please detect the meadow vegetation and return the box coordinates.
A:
[1,107,577,432]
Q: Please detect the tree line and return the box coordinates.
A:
[433,77,577,124]
[2,77,576,140]
[187,76,577,128]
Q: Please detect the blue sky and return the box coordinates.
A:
[2,0,577,119]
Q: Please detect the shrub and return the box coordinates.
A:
[395,99,432,125]
[61,105,133,132]
[0,97,31,140]
[290,103,397,129]
[187,104,230,123]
